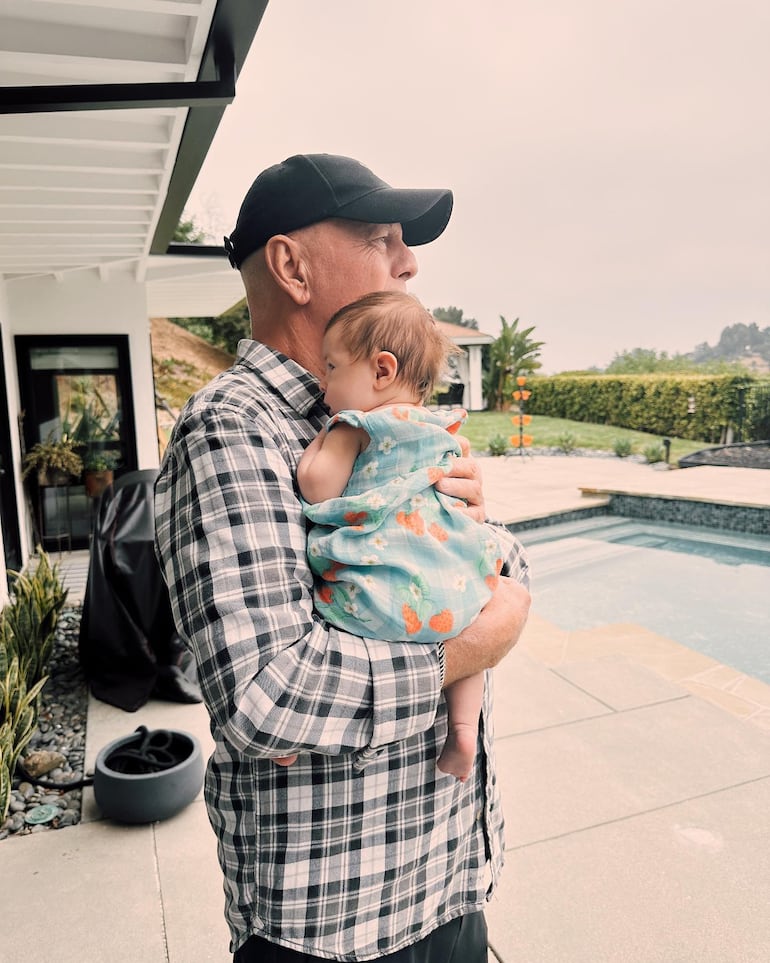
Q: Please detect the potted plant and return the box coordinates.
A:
[82,449,118,498]
[21,434,83,486]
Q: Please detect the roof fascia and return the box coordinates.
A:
[151,0,269,255]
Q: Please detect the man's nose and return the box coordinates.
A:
[395,241,418,281]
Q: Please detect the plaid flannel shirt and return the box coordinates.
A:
[154,340,530,961]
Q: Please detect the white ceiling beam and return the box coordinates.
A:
[0,169,162,192]
[0,189,157,207]
[0,236,143,247]
[1,254,138,265]
[37,0,205,16]
[1,17,188,69]
[0,223,147,235]
[0,114,174,148]
[0,207,152,222]
[0,248,144,259]
[0,141,168,172]
[0,61,186,84]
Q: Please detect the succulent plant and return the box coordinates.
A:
[21,433,83,481]
[0,550,67,822]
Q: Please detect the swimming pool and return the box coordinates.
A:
[519,516,770,684]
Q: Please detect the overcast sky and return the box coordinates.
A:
[187,0,769,373]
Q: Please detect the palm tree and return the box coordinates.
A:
[484,316,544,410]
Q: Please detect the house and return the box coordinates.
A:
[0,1,267,599]
[434,319,494,412]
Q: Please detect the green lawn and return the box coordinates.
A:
[463,411,706,462]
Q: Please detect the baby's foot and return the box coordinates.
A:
[437,725,477,782]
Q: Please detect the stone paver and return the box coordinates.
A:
[486,777,770,963]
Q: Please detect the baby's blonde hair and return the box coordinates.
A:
[325,291,462,404]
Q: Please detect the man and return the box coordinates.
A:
[155,154,530,962]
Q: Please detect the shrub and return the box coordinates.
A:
[487,434,509,456]
[526,373,755,442]
[643,444,666,464]
[613,437,634,458]
[556,431,577,454]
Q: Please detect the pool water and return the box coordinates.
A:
[520,516,770,684]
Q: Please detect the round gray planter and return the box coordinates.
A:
[94,727,204,824]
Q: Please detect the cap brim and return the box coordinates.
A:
[333,188,453,246]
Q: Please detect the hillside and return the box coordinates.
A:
[151,317,235,449]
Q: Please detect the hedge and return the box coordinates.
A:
[525,374,765,442]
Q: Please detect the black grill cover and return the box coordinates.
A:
[78,469,202,712]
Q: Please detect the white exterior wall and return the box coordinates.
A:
[6,272,159,471]
[466,345,485,411]
[0,280,16,602]
[1,271,160,581]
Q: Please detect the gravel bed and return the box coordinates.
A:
[1,606,89,840]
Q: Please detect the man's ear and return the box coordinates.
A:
[263,235,310,305]
[374,350,398,390]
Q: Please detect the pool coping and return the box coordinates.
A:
[507,492,770,535]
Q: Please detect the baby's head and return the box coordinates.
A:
[324,291,461,405]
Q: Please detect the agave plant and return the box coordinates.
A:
[0,550,66,821]
[0,657,47,822]
[0,721,13,825]
[2,550,67,689]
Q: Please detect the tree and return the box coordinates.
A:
[432,306,478,330]
[213,299,251,354]
[606,347,675,373]
[691,322,770,364]
[607,345,748,375]
[170,301,250,356]
[173,213,208,244]
[484,316,544,411]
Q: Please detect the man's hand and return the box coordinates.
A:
[442,576,531,687]
[434,434,485,523]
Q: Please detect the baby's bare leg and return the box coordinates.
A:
[438,671,485,781]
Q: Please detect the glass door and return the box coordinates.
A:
[16,335,137,550]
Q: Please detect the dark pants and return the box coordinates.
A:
[233,911,488,962]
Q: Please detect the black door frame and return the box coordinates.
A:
[15,333,138,550]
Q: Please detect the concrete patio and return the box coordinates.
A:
[2,456,769,962]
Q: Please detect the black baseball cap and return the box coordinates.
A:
[223,153,453,269]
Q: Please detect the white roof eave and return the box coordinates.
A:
[145,253,245,317]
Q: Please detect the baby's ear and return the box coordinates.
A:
[374,350,398,388]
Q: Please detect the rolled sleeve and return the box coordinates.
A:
[352,635,441,770]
